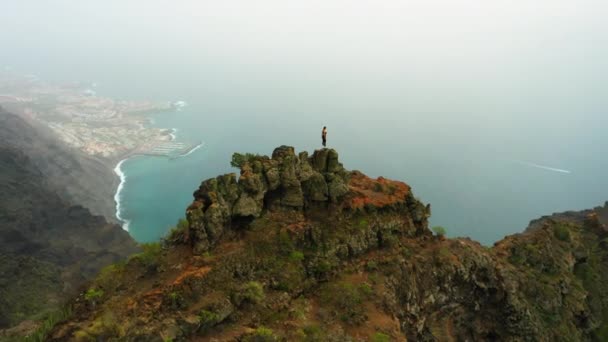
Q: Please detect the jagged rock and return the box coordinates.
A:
[233,194,263,217]
[301,172,328,202]
[326,173,349,202]
[326,149,343,173]
[50,148,608,342]
[185,146,421,253]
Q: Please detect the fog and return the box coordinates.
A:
[2,0,607,243]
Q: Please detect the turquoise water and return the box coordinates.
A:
[116,103,608,245]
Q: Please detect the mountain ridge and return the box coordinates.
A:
[48,146,608,341]
[0,108,138,337]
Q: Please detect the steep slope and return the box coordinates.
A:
[50,146,608,341]
[0,107,119,221]
[0,137,138,335]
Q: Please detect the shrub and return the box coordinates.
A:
[84,288,104,302]
[321,282,368,324]
[365,260,378,271]
[244,327,277,342]
[289,250,305,262]
[358,219,369,230]
[166,291,184,309]
[359,283,373,296]
[432,226,447,237]
[131,242,162,269]
[166,218,189,243]
[230,152,261,168]
[277,230,295,255]
[373,183,384,192]
[301,325,325,341]
[312,259,333,279]
[198,309,220,331]
[372,332,391,342]
[233,281,265,306]
[553,224,571,242]
[24,307,72,342]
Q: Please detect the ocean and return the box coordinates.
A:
[111,99,608,245]
[3,1,606,245]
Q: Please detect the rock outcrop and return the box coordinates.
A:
[187,146,429,254]
[47,146,608,342]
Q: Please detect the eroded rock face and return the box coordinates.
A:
[187,146,429,253]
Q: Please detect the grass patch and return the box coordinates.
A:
[24,307,72,342]
[432,226,446,237]
[553,224,571,242]
[320,282,372,324]
[230,152,262,168]
[372,332,391,342]
[243,326,277,342]
[129,242,162,269]
[233,281,265,306]
[84,288,104,303]
[289,250,305,262]
[358,219,369,230]
[165,218,189,243]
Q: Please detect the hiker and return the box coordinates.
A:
[322,126,327,147]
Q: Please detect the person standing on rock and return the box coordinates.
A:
[322,126,327,147]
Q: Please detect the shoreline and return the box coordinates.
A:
[113,158,131,231]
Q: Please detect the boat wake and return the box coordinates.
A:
[513,160,571,174]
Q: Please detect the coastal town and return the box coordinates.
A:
[0,71,198,160]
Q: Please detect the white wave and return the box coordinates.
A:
[113,158,131,231]
[513,160,571,174]
[171,100,188,111]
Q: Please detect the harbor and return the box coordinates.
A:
[135,140,204,159]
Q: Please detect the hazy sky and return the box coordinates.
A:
[2,1,607,242]
[3,0,606,145]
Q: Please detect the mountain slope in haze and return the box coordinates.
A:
[50,146,608,341]
[0,108,138,335]
[0,107,119,222]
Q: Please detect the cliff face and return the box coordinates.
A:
[0,112,138,334]
[0,108,119,221]
[49,146,608,341]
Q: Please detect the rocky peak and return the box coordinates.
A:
[186,146,430,253]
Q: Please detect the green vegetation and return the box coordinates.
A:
[130,242,162,269]
[289,250,305,262]
[365,260,378,271]
[231,152,262,168]
[243,327,277,342]
[72,312,122,340]
[167,291,184,309]
[166,218,189,243]
[372,332,391,342]
[298,325,326,341]
[553,224,571,242]
[84,287,104,302]
[358,219,369,230]
[373,183,384,192]
[233,281,265,306]
[198,309,220,331]
[321,282,373,324]
[0,254,63,328]
[24,307,72,342]
[432,226,446,237]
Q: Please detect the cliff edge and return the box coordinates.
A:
[48,146,608,341]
